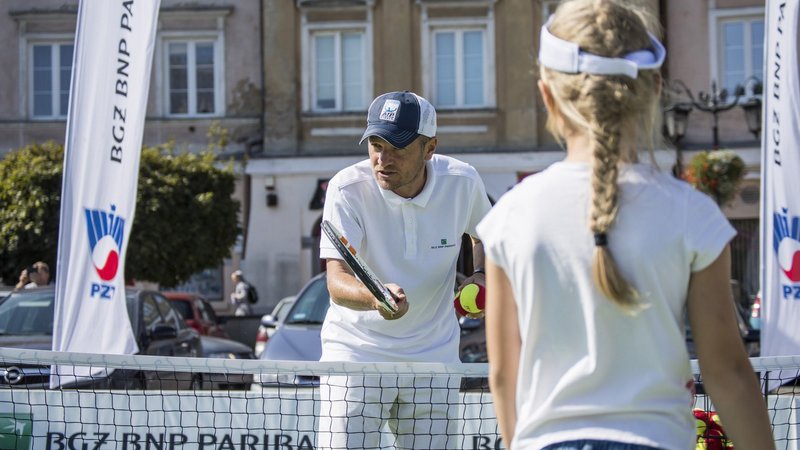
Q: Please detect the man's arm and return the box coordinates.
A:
[458,236,486,289]
[326,259,409,320]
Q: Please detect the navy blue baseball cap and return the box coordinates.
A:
[359,91,437,148]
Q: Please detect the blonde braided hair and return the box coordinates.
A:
[541,0,661,311]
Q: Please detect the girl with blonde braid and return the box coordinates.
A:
[477,1,774,449]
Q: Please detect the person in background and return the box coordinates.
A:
[478,1,775,449]
[15,261,50,290]
[318,90,492,449]
[229,269,253,316]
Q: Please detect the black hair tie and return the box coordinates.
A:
[594,232,608,247]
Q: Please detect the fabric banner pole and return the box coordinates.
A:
[760,1,800,358]
[51,0,161,388]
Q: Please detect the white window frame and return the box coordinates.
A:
[421,6,496,110]
[300,12,373,113]
[308,28,369,112]
[24,37,74,120]
[157,31,225,118]
[709,7,765,92]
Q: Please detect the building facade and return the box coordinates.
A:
[0,0,765,312]
[661,0,765,302]
[0,0,263,313]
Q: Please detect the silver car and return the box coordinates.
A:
[257,271,484,386]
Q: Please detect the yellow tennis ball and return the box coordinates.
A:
[459,283,485,314]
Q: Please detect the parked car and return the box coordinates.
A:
[0,286,203,389]
[254,295,296,357]
[198,335,256,390]
[163,291,230,339]
[257,272,485,386]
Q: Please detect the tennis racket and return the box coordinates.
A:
[321,220,398,313]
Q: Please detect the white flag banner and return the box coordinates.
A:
[760,1,800,358]
[52,0,161,387]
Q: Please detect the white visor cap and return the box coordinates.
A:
[538,16,665,79]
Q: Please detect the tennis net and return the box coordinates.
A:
[1,347,800,449]
[0,347,496,449]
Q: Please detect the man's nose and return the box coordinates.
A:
[377,149,394,165]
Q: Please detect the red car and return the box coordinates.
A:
[163,291,230,339]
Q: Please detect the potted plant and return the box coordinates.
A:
[683,150,746,207]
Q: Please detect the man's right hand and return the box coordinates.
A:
[378,284,408,320]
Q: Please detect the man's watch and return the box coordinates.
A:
[472,268,486,275]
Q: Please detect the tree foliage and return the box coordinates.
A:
[0,141,63,285]
[0,141,241,287]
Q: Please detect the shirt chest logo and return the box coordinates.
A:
[430,238,457,250]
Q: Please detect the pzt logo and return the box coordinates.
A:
[774,208,800,299]
[85,205,125,299]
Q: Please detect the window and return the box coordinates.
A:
[29,43,73,119]
[309,30,368,112]
[712,9,765,92]
[433,29,487,108]
[421,5,496,110]
[299,3,373,113]
[164,39,221,116]
[154,293,184,330]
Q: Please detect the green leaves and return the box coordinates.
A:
[0,141,241,287]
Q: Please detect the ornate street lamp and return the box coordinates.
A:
[661,77,762,176]
[662,102,692,177]
[740,89,763,140]
[663,79,748,149]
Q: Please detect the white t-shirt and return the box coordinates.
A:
[477,162,735,450]
[320,154,492,363]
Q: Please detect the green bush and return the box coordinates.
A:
[0,141,241,287]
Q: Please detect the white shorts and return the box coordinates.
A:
[317,374,461,450]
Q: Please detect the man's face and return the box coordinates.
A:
[28,269,41,285]
[367,136,435,198]
[38,267,48,284]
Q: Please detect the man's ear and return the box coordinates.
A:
[424,137,437,160]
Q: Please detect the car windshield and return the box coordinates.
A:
[284,276,329,325]
[0,290,55,335]
[170,300,193,320]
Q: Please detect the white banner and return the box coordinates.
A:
[52,0,161,386]
[2,390,506,450]
[761,1,800,357]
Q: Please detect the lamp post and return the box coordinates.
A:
[662,102,692,178]
[661,77,763,176]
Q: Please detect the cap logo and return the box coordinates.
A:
[379,99,401,122]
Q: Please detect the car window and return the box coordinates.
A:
[197,299,215,322]
[286,277,329,325]
[0,291,54,335]
[170,300,193,320]
[154,293,184,330]
[273,298,294,322]
[142,294,165,331]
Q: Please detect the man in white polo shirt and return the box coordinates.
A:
[317,91,492,449]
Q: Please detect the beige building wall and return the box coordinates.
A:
[0,0,262,155]
[0,0,263,312]
[664,0,765,148]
